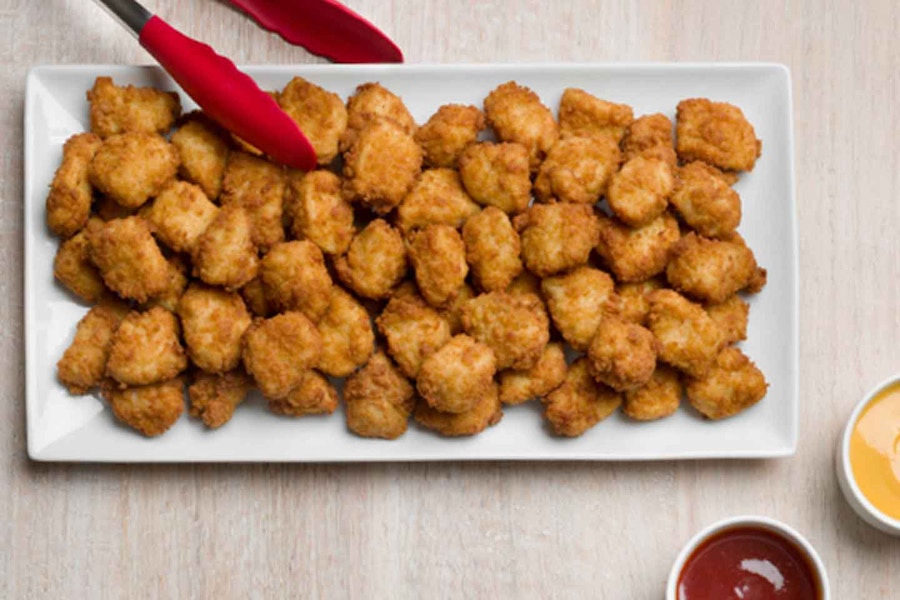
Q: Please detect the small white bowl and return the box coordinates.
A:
[836,373,900,536]
[665,515,830,600]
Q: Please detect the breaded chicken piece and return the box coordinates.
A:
[484,81,558,171]
[721,231,768,294]
[622,113,677,166]
[498,342,567,405]
[705,294,749,345]
[139,180,219,253]
[334,219,408,299]
[93,195,136,221]
[260,240,332,321]
[533,135,621,204]
[344,351,416,439]
[437,282,476,335]
[676,98,761,171]
[686,347,768,419]
[558,88,633,143]
[414,381,503,437]
[541,267,617,351]
[192,205,259,291]
[46,133,102,238]
[666,232,762,304]
[615,277,664,325]
[89,132,179,209]
[415,104,485,168]
[269,370,338,416]
[647,289,725,378]
[462,206,523,292]
[623,365,682,421]
[103,377,185,437]
[607,157,675,227]
[188,369,252,428]
[417,335,497,414]
[506,270,543,297]
[242,312,322,399]
[587,315,658,391]
[515,202,600,278]
[56,299,129,394]
[170,115,230,201]
[462,291,549,370]
[409,225,468,307]
[341,82,417,152]
[144,255,188,313]
[87,76,181,138]
[543,358,622,437]
[105,307,188,386]
[342,120,422,214]
[87,216,169,302]
[240,276,273,318]
[53,225,106,302]
[177,283,252,373]
[458,142,531,215]
[219,152,286,250]
[316,287,375,377]
[595,211,681,283]
[670,161,741,239]
[395,168,480,236]
[376,284,452,378]
[278,76,347,165]
[285,170,354,255]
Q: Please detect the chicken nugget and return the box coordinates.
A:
[260,240,332,321]
[615,277,664,325]
[462,291,549,370]
[622,113,677,165]
[666,232,761,304]
[705,294,749,345]
[344,351,416,440]
[56,299,129,394]
[437,282,476,335]
[623,365,682,421]
[541,266,617,351]
[279,76,347,165]
[316,287,375,377]
[458,142,531,215]
[533,135,621,204]
[686,347,768,419]
[192,205,259,291]
[506,270,543,297]
[543,358,622,437]
[105,306,188,386]
[177,283,252,373]
[414,382,503,437]
[87,76,181,138]
[188,369,252,428]
[103,377,185,437]
[676,98,761,171]
[417,335,497,414]
[341,82,417,151]
[415,104,485,168]
[498,342,567,405]
[139,180,219,253]
[143,255,188,313]
[395,168,480,236]
[170,115,230,200]
[219,152,286,251]
[670,161,741,239]
[87,216,170,302]
[269,370,338,416]
[375,284,451,378]
[647,289,724,378]
[239,276,273,318]
[334,219,408,299]
[587,315,657,391]
[558,88,633,143]
[89,132,179,209]
[484,81,558,171]
[595,211,681,283]
[53,225,106,303]
[285,170,354,255]
[408,225,468,307]
[94,195,136,221]
[242,312,322,399]
[462,206,523,292]
[515,202,600,278]
[46,133,102,238]
[607,157,675,227]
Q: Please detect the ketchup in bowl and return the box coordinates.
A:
[677,526,820,600]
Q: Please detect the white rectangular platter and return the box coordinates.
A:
[25,63,796,462]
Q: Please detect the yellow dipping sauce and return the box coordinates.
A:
[850,382,900,520]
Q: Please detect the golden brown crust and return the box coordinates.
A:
[279,76,348,165]
[666,232,760,304]
[269,370,338,416]
[139,180,219,253]
[344,351,415,439]
[106,306,188,387]
[595,211,681,283]
[191,205,259,291]
[177,283,252,374]
[170,115,230,201]
[516,203,600,278]
[462,207,523,293]
[498,342,567,405]
[533,135,621,204]
[615,277,665,326]
[622,113,677,165]
[334,219,408,299]
[671,161,742,239]
[89,132,179,209]
[56,300,129,394]
[285,170,354,255]
[647,289,724,378]
[414,382,502,437]
[558,88,633,143]
[436,282,476,335]
[461,291,550,371]
[103,377,185,437]
[53,226,106,302]
[376,285,452,378]
[316,287,375,378]
[260,240,332,321]
[239,276,273,318]
[395,168,480,236]
[143,255,188,313]
[242,312,323,399]
[188,369,251,428]
[484,81,558,171]
[341,82,417,152]
[543,358,622,437]
[87,76,181,138]
[705,294,749,345]
[87,216,170,302]
[541,266,617,351]
[607,157,675,227]
[685,347,768,419]
[219,152,286,251]
[408,225,468,307]
[676,98,761,171]
[46,133,102,238]
[587,316,658,391]
[623,365,682,421]
[415,104,485,168]
[458,142,531,215]
[417,335,497,414]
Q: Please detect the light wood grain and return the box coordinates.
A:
[2,0,899,597]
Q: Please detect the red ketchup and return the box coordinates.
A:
[677,527,820,600]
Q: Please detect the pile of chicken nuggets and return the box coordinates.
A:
[47,74,769,439]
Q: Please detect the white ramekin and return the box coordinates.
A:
[665,515,830,599]
[836,373,900,536]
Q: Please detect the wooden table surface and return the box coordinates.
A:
[2,0,898,597]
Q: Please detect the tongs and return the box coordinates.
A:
[94,0,403,171]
